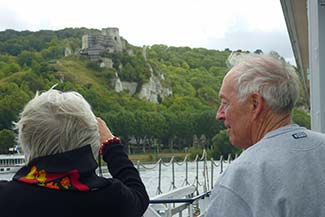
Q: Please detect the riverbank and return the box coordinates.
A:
[129,152,188,163]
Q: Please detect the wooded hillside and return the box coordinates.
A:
[0,28,310,157]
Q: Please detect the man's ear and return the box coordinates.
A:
[250,93,264,119]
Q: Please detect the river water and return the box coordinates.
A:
[0,160,227,197]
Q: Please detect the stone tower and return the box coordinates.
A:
[101,28,123,52]
[80,27,126,61]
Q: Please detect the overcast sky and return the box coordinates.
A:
[0,0,295,64]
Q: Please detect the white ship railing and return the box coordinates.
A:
[138,150,237,217]
[144,185,210,217]
[97,150,237,216]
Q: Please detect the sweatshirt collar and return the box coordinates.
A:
[13,145,107,191]
[263,124,304,139]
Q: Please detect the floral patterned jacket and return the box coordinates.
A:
[0,142,149,217]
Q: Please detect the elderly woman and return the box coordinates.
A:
[0,89,149,217]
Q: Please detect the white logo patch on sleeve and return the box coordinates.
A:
[292,132,307,139]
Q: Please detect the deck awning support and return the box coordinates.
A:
[308,0,325,132]
[281,0,325,133]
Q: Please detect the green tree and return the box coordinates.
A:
[0,129,16,154]
[169,112,195,150]
[211,130,241,158]
[110,111,135,143]
[133,111,149,152]
[292,108,311,129]
[194,110,223,149]
[145,112,167,146]
[17,50,36,67]
[0,83,30,130]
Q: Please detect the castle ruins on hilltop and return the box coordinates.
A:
[80,28,127,61]
[77,27,172,103]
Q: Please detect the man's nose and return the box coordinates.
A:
[216,107,225,121]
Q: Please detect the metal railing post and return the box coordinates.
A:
[171,157,176,189]
[185,157,189,185]
[189,204,193,217]
[137,160,140,171]
[195,156,199,194]
[211,158,214,190]
[203,153,207,193]
[220,155,223,174]
[157,159,162,195]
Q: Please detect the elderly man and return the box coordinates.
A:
[206,54,325,217]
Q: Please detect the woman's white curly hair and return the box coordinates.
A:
[15,88,100,163]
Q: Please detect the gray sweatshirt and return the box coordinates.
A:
[206,124,325,217]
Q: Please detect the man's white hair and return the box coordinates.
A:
[229,53,300,114]
[16,89,100,163]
